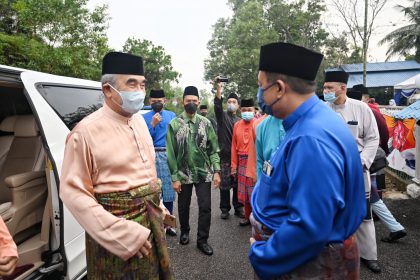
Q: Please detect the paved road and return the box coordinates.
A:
[167,188,420,280]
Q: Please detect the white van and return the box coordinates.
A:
[0,65,151,279]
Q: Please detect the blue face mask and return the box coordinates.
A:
[257,83,278,115]
[323,92,337,103]
[241,111,254,121]
[109,84,145,114]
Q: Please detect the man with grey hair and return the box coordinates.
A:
[323,70,381,273]
[60,52,174,279]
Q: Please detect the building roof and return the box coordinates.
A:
[326,60,420,88]
[394,100,420,120]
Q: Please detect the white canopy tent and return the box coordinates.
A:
[394,73,420,90]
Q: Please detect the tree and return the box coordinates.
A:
[0,0,110,80]
[162,86,184,115]
[205,0,344,99]
[264,0,329,51]
[379,0,420,62]
[316,34,361,92]
[122,38,181,92]
[0,0,17,34]
[205,0,277,99]
[331,0,388,85]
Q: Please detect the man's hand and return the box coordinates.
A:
[172,181,182,193]
[159,199,170,215]
[151,113,161,128]
[215,77,222,98]
[213,172,221,188]
[0,256,18,276]
[137,240,152,259]
[250,237,256,246]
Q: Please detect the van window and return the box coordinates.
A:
[0,85,32,122]
[38,85,104,130]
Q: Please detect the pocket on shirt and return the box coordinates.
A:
[260,172,272,186]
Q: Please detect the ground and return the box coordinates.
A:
[167,187,420,280]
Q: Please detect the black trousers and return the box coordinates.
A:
[178,182,211,244]
[220,184,243,212]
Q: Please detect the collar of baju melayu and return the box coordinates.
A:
[330,96,348,110]
[181,111,198,124]
[282,94,319,132]
[102,102,133,124]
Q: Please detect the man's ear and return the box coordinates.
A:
[102,84,112,98]
[276,79,286,96]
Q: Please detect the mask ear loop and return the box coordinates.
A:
[106,84,125,109]
[268,82,284,108]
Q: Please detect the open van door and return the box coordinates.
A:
[21,71,104,279]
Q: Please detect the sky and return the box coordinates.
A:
[87,0,411,91]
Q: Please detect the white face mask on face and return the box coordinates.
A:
[108,84,145,114]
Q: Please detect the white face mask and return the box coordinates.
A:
[109,84,145,114]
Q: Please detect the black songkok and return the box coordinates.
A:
[347,89,363,101]
[199,105,208,110]
[259,42,323,81]
[183,86,199,97]
[150,89,165,98]
[352,84,369,96]
[241,98,254,108]
[227,93,239,100]
[324,70,349,84]
[102,52,144,76]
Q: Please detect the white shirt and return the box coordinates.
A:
[326,97,379,168]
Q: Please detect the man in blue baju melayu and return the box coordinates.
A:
[248,42,366,280]
[143,89,177,236]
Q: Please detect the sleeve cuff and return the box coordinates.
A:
[213,164,221,172]
[171,174,180,182]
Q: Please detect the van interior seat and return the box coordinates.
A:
[0,116,17,172]
[0,115,47,238]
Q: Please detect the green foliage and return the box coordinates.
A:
[205,0,277,99]
[315,35,362,92]
[264,0,328,50]
[0,0,181,90]
[0,0,17,34]
[380,0,420,62]
[0,0,110,80]
[122,38,181,90]
[205,0,354,98]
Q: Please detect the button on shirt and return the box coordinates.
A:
[231,118,255,170]
[326,98,379,169]
[60,103,155,260]
[255,115,286,178]
[166,112,220,184]
[249,95,366,279]
[143,109,176,147]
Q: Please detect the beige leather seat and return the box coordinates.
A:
[0,115,47,237]
[0,116,17,219]
[0,116,17,173]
